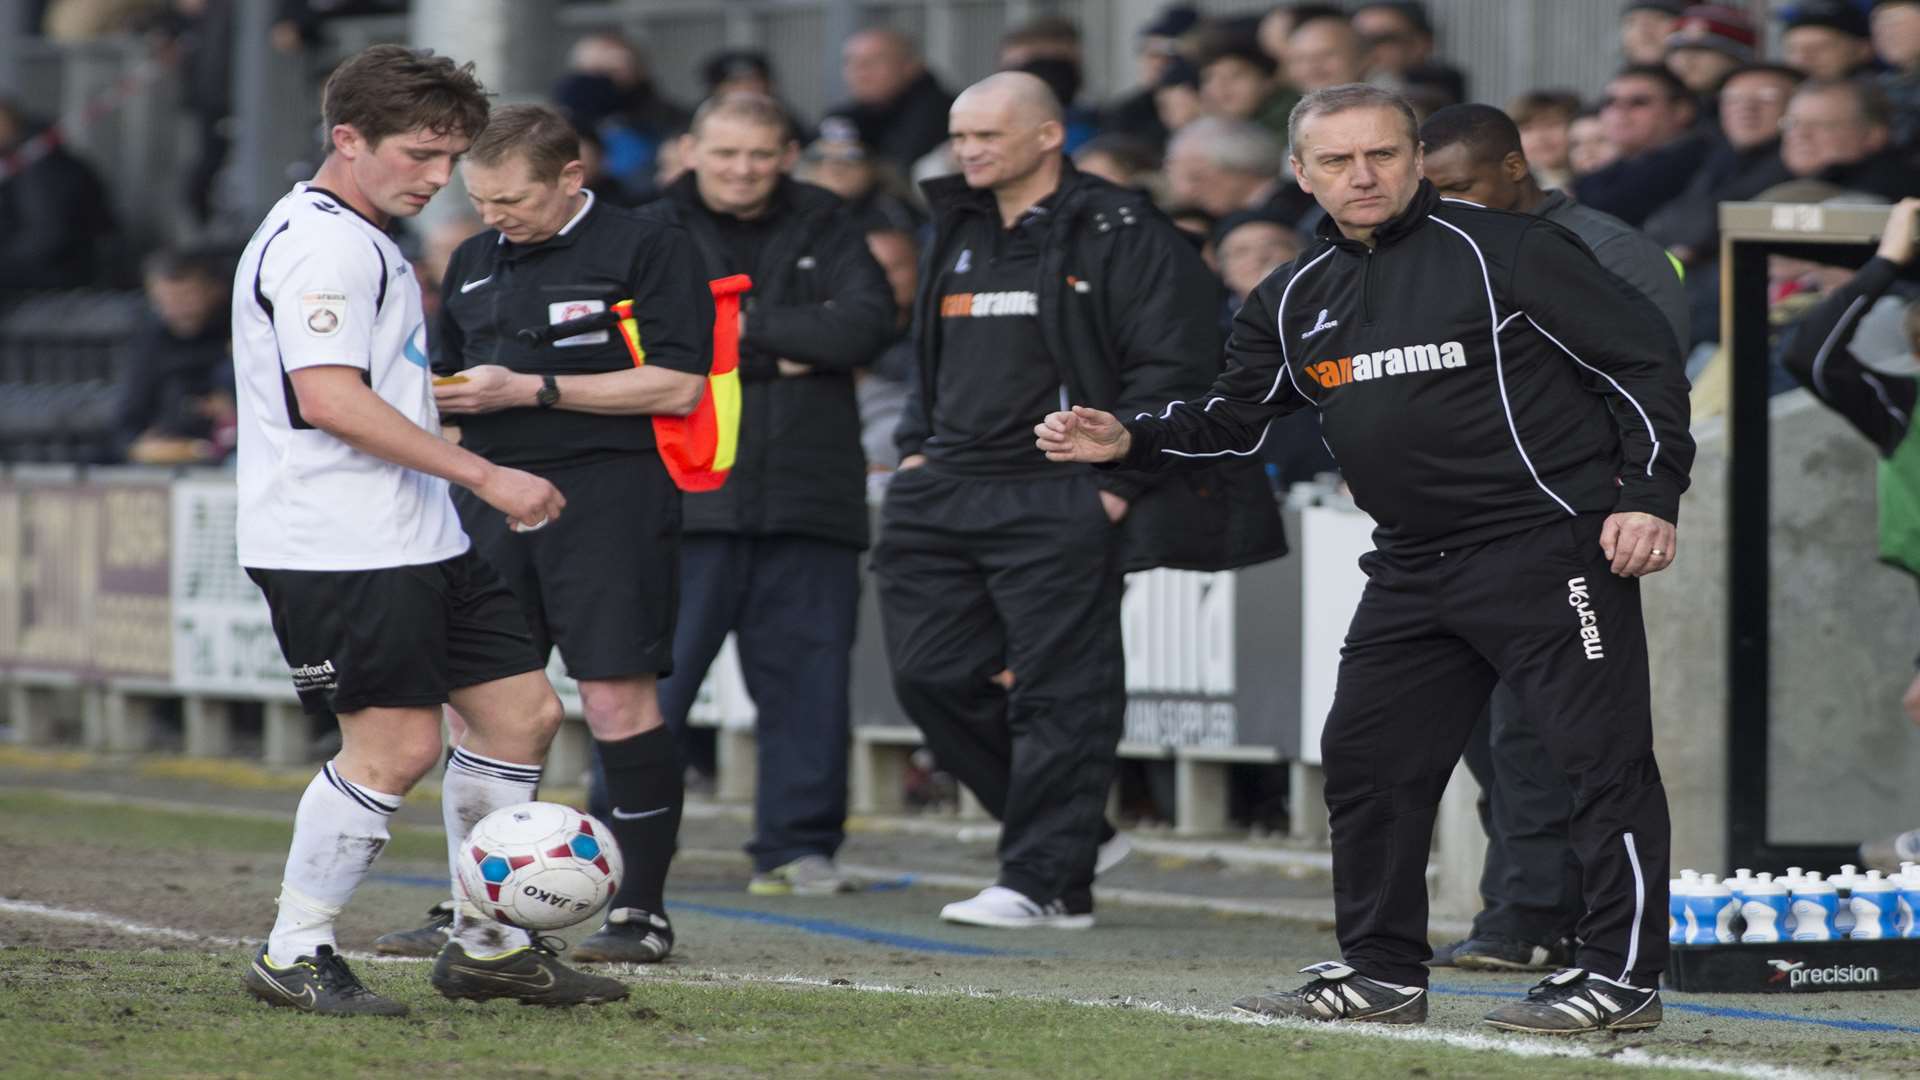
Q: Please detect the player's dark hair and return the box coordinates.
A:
[322,44,490,151]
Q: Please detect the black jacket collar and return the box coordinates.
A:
[1313,179,1441,251]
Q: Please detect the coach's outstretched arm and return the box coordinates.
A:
[292,365,565,530]
[1035,284,1312,469]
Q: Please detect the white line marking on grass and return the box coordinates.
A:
[0,898,252,948]
[613,968,1831,1080]
[0,898,409,964]
[0,899,1831,1079]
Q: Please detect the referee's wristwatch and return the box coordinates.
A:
[535,374,560,409]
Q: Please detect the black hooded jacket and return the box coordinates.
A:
[1119,181,1695,556]
[900,163,1287,573]
[640,174,895,549]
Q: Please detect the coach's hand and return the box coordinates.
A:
[1601,511,1676,577]
[434,365,532,415]
[476,465,566,532]
[1036,406,1130,464]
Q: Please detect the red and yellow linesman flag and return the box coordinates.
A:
[612,273,750,492]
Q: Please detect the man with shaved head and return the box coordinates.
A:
[823,27,954,170]
[875,71,1283,930]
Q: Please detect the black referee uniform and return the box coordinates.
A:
[1116,181,1694,988]
[432,192,713,929]
[434,195,712,679]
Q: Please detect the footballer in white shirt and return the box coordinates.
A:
[233,44,627,1016]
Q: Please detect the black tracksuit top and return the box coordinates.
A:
[1121,181,1695,555]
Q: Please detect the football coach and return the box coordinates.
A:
[1038,84,1693,1034]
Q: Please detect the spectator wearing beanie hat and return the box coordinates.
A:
[1666,4,1758,100]
[1783,0,1879,79]
[1623,1,1688,65]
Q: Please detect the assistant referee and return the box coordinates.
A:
[428,104,714,965]
[1040,84,1693,1034]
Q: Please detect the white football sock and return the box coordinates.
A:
[267,761,401,966]
[443,746,541,957]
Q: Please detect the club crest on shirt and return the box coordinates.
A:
[300,291,346,337]
[547,299,609,347]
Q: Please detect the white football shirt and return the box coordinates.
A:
[231,183,469,570]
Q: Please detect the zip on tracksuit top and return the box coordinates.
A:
[1119,181,1696,555]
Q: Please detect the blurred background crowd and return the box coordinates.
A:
[3,0,1918,477]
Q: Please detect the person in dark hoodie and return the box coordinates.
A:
[552,30,692,205]
[1575,64,1712,226]
[877,72,1284,932]
[639,93,896,897]
[822,28,954,172]
[0,99,113,292]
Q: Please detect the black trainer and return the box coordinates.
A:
[372,900,455,958]
[1482,968,1662,1034]
[431,938,630,1006]
[572,908,674,964]
[243,944,410,1016]
[1231,961,1428,1025]
[1451,935,1572,973]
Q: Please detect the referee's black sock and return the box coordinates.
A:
[595,726,682,918]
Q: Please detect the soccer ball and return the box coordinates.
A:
[456,801,623,931]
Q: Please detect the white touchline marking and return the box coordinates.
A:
[0,898,1835,1078]
[0,898,251,947]
[619,968,1830,1080]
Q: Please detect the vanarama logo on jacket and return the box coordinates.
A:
[1304,340,1467,389]
[940,290,1039,318]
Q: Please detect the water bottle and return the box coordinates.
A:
[1833,864,1860,935]
[1790,871,1840,941]
[1849,870,1901,940]
[1669,870,1697,944]
[1896,862,1920,940]
[1739,872,1790,944]
[1687,874,1738,944]
[1781,867,1806,935]
[1727,869,1754,938]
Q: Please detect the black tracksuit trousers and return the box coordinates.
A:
[1323,512,1670,988]
[1461,684,1585,947]
[874,467,1125,910]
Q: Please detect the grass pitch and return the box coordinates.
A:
[2,772,1916,1077]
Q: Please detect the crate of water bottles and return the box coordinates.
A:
[1662,862,1920,993]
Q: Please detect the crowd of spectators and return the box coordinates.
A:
[5,0,1920,481]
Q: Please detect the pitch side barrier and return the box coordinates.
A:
[0,466,1378,839]
[1715,202,1920,873]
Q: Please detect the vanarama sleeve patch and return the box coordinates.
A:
[301,292,348,337]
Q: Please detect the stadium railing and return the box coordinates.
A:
[0,465,1350,842]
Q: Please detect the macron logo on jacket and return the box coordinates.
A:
[1304,340,1467,389]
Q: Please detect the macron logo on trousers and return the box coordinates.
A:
[1567,577,1604,660]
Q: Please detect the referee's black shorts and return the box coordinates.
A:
[455,450,682,682]
[247,549,546,716]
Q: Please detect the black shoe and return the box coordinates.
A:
[1452,935,1572,973]
[431,938,630,1006]
[572,908,674,964]
[1482,968,1662,1034]
[1428,939,1468,967]
[372,900,454,958]
[243,944,410,1016]
[1231,961,1428,1025]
